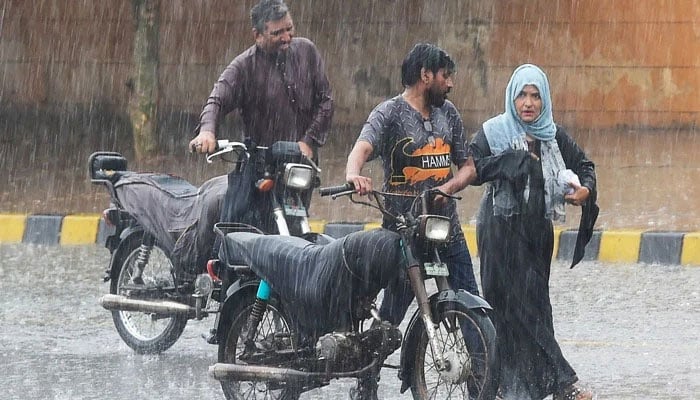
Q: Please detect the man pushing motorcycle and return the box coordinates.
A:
[345,43,482,398]
[190,0,333,159]
[186,0,332,252]
[190,0,333,199]
[186,0,333,341]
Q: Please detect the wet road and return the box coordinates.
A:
[1,244,698,399]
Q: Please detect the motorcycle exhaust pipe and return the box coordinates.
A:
[209,360,378,383]
[100,294,193,316]
[209,363,313,383]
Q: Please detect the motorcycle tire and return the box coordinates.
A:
[408,301,499,400]
[109,235,188,354]
[218,291,301,400]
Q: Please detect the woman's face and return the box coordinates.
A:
[514,84,542,123]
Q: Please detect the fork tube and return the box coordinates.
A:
[404,245,446,371]
[270,194,290,236]
[295,192,311,235]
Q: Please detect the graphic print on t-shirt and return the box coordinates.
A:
[389,136,451,186]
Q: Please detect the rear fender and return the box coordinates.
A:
[397,289,492,393]
[215,279,261,343]
[107,228,145,282]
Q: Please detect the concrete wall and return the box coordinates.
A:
[2,1,700,231]
[3,0,700,130]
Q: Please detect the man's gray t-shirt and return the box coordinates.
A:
[357,95,468,241]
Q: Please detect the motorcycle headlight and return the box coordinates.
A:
[419,215,451,242]
[283,163,313,190]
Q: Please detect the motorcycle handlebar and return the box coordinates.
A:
[205,140,248,164]
[319,183,354,197]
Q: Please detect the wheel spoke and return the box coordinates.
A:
[411,305,498,399]
[111,241,187,353]
[221,301,298,400]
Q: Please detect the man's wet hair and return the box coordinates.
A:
[250,0,289,33]
[401,43,455,87]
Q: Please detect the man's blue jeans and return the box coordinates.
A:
[378,238,479,325]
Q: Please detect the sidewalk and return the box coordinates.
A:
[1,213,699,266]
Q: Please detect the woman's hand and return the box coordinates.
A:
[565,183,590,206]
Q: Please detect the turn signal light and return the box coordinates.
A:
[256,178,274,192]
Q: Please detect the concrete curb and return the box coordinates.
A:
[1,213,699,266]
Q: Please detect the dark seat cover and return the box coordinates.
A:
[114,173,227,254]
[223,229,404,334]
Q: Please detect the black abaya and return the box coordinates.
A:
[469,125,597,400]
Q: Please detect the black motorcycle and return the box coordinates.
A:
[88,140,322,354]
[207,183,499,399]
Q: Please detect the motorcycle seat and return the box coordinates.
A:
[223,229,405,334]
[115,172,199,198]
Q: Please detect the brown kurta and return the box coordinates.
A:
[198,37,333,148]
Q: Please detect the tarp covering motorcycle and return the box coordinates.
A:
[222,229,405,336]
[114,173,228,274]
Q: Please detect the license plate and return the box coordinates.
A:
[424,262,449,276]
[283,200,307,217]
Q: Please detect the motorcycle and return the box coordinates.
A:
[207,183,500,399]
[88,140,323,354]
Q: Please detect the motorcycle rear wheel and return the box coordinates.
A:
[110,236,188,354]
[218,293,301,400]
[409,302,499,400]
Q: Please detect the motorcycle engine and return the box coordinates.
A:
[316,332,362,371]
[315,322,402,372]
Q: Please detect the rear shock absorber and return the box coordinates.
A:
[243,280,271,352]
[132,234,155,284]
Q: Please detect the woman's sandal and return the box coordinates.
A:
[554,383,594,400]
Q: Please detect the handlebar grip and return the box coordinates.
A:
[319,183,354,197]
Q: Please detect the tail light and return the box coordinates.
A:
[207,259,221,282]
[102,208,118,226]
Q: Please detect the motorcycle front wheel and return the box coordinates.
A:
[409,301,499,400]
[218,292,301,400]
[110,235,188,354]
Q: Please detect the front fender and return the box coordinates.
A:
[398,289,493,393]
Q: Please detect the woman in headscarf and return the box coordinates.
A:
[469,64,598,400]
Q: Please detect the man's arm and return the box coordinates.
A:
[436,158,477,196]
[190,130,217,154]
[345,140,374,195]
[191,57,245,154]
[301,43,334,148]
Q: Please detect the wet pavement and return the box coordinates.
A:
[1,244,698,399]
